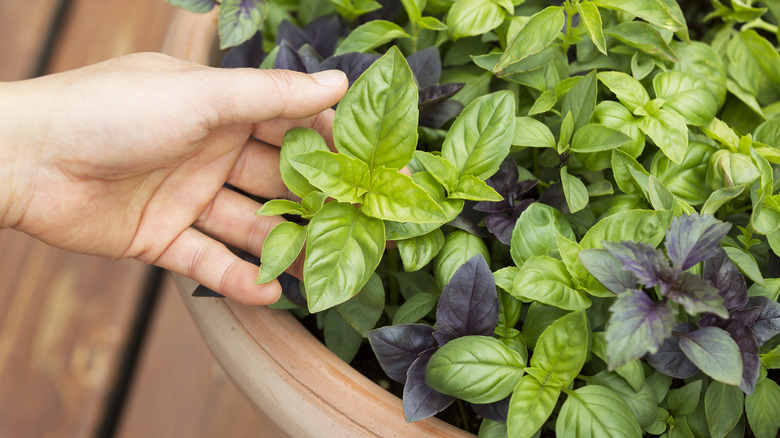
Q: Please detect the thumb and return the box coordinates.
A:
[203,67,348,124]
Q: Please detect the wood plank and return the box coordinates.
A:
[46,0,177,73]
[116,273,281,438]
[0,230,149,437]
[0,0,64,80]
[0,0,177,436]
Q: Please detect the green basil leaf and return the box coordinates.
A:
[580,209,673,249]
[434,230,490,287]
[592,0,686,33]
[394,270,440,300]
[304,202,385,312]
[638,107,689,163]
[507,375,561,438]
[450,175,503,201]
[556,385,643,437]
[218,0,267,49]
[562,71,598,131]
[587,371,657,429]
[510,203,575,267]
[591,333,645,392]
[289,150,369,203]
[384,172,464,240]
[166,0,216,13]
[671,41,727,107]
[417,15,448,30]
[653,72,718,126]
[723,246,764,287]
[497,288,523,338]
[664,380,702,416]
[577,2,607,55]
[494,266,520,294]
[570,123,633,153]
[413,151,459,191]
[556,234,589,286]
[558,111,575,154]
[631,51,655,80]
[328,0,381,21]
[324,309,363,363]
[705,380,744,438]
[335,273,384,336]
[604,21,677,62]
[701,185,746,216]
[678,326,743,386]
[495,6,565,76]
[651,141,716,206]
[397,229,445,272]
[363,167,448,223]
[281,127,330,199]
[334,20,410,56]
[528,89,557,116]
[426,336,526,404]
[531,310,588,385]
[741,29,780,86]
[334,46,418,170]
[301,192,328,217]
[399,0,422,21]
[611,148,650,200]
[512,256,591,311]
[256,199,308,217]
[513,116,556,149]
[442,91,515,180]
[478,418,509,438]
[597,71,651,113]
[391,292,438,325]
[561,166,589,213]
[746,378,780,438]
[257,222,306,284]
[446,0,507,40]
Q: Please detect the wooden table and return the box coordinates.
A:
[0,1,274,436]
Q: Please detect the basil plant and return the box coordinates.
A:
[168,0,780,436]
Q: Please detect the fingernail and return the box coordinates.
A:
[310,69,347,87]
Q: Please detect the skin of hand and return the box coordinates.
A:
[0,52,348,305]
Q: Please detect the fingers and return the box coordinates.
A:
[202,68,347,126]
[153,227,281,305]
[251,108,337,151]
[193,187,304,280]
[226,137,292,199]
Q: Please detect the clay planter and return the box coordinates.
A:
[162,9,473,437]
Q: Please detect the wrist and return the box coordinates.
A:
[0,81,39,229]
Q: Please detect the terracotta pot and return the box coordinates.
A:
[162,9,473,438]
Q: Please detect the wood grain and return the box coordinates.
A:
[0,230,149,438]
[116,274,279,438]
[0,0,63,80]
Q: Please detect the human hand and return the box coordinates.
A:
[0,52,348,304]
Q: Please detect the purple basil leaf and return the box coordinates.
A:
[578,248,638,294]
[368,324,437,383]
[732,306,763,326]
[448,201,491,237]
[274,41,307,72]
[702,248,748,312]
[407,47,442,89]
[646,322,700,379]
[420,100,464,129]
[361,0,402,23]
[435,255,499,340]
[605,290,677,368]
[485,213,517,246]
[313,52,380,87]
[472,395,510,422]
[746,296,780,346]
[275,20,310,50]
[538,183,568,213]
[192,284,224,297]
[278,272,307,307]
[603,241,672,288]
[403,349,455,422]
[489,157,521,196]
[303,15,341,58]
[665,214,731,271]
[297,44,323,72]
[725,321,759,394]
[432,331,456,346]
[419,83,465,112]
[666,272,728,318]
[220,31,264,68]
